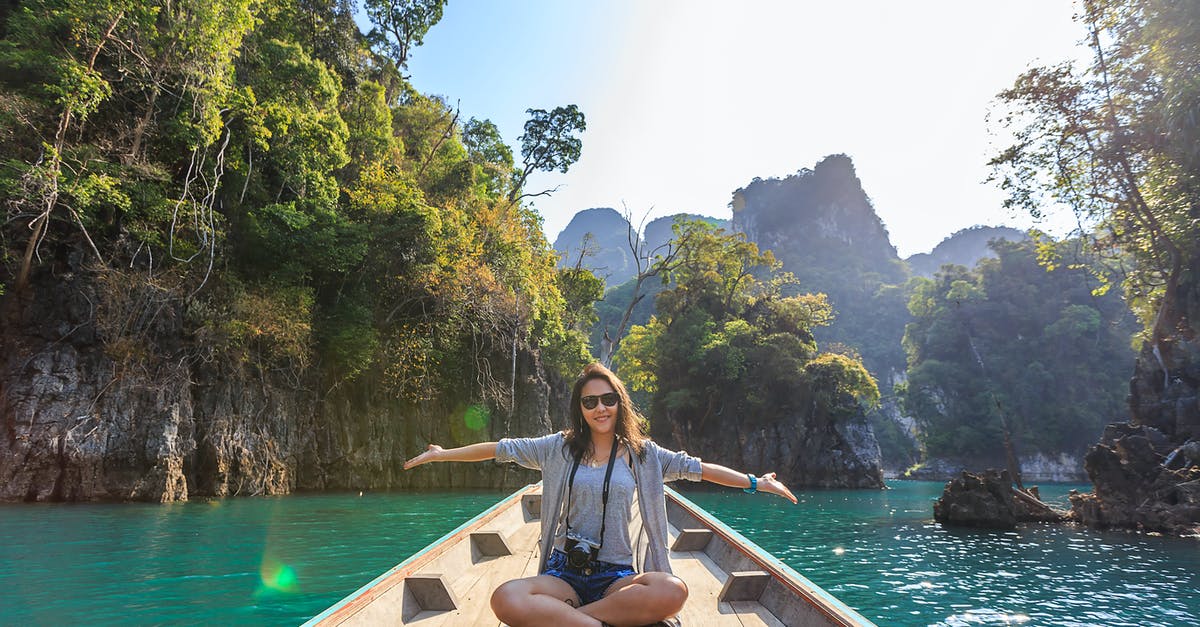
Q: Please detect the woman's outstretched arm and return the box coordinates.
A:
[403,442,499,469]
[700,461,798,504]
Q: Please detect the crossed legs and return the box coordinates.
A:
[491,572,687,627]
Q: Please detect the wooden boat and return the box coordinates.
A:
[304,484,877,626]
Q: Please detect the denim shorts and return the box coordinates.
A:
[544,549,636,605]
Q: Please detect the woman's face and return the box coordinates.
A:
[579,378,619,437]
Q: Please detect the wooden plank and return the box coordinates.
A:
[667,540,753,626]
[404,574,457,611]
[522,493,542,521]
[667,554,739,619]
[471,531,513,558]
[309,484,542,627]
[450,519,543,626]
[729,601,787,627]
[671,528,714,552]
[718,570,771,602]
[665,488,876,627]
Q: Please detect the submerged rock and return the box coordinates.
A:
[934,470,1069,529]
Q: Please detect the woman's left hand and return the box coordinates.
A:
[757,472,797,504]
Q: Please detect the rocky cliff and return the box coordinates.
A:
[653,402,884,489]
[906,225,1028,278]
[552,208,637,285]
[0,270,557,502]
[641,214,729,254]
[553,209,728,288]
[1068,340,1200,535]
[730,154,908,378]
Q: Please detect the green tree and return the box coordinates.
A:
[462,118,515,199]
[363,0,446,68]
[989,0,1200,353]
[0,0,592,423]
[1,0,257,293]
[900,239,1136,464]
[616,221,877,446]
[508,105,586,203]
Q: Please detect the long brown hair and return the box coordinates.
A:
[564,362,649,461]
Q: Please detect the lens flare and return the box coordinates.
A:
[464,404,490,430]
[259,557,299,593]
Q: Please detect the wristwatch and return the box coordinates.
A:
[743,473,757,494]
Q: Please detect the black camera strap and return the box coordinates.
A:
[565,436,620,552]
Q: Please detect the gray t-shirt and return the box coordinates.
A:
[554,457,635,565]
[494,433,704,574]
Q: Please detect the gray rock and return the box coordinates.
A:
[0,270,553,502]
[934,470,1068,529]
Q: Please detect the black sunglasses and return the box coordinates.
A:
[581,393,619,410]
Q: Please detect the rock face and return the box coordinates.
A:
[934,470,1019,529]
[731,155,902,281]
[641,214,729,255]
[905,453,1086,483]
[1067,338,1200,535]
[657,409,884,489]
[905,226,1028,278]
[1069,423,1200,535]
[552,207,637,285]
[730,154,908,380]
[0,271,553,502]
[552,209,729,289]
[934,470,1068,529]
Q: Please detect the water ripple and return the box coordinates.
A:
[2,483,1197,626]
[683,481,1200,627]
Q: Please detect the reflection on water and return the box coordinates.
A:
[0,482,1196,626]
[0,491,506,625]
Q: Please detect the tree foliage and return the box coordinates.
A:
[615,221,878,443]
[363,0,446,68]
[989,0,1200,352]
[0,0,591,410]
[899,238,1137,463]
[509,104,586,202]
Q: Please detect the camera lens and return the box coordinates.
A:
[567,546,590,568]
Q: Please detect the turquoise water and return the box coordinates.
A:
[681,483,1200,626]
[0,482,1196,626]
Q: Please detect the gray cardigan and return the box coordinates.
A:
[496,433,703,574]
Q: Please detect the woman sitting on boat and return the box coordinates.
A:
[403,362,797,627]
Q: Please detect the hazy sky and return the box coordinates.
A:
[406,1,1087,257]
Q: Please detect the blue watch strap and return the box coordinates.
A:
[743,474,757,494]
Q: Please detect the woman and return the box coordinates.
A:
[403,362,797,627]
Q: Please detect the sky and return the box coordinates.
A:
[405,1,1088,257]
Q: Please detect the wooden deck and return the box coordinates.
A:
[303,484,876,626]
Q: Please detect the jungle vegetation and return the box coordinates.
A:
[899,238,1138,463]
[0,0,596,409]
[614,221,880,443]
[990,0,1200,369]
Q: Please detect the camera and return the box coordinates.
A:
[564,534,600,571]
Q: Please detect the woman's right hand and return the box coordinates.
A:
[403,444,444,469]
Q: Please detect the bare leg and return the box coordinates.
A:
[579,572,688,626]
[490,575,601,627]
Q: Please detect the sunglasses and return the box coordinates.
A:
[581,393,619,410]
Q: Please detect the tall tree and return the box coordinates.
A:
[599,211,693,367]
[989,0,1200,366]
[508,104,586,203]
[363,0,445,69]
